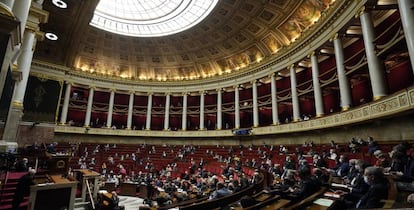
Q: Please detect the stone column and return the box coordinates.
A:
[358,7,387,100]
[84,87,94,127]
[270,73,279,125]
[199,91,205,130]
[290,65,301,122]
[234,85,240,129]
[398,0,414,72]
[127,91,134,129]
[2,2,47,143]
[106,90,115,128]
[12,0,31,37]
[145,93,152,130]
[59,82,71,125]
[310,51,325,117]
[216,88,222,130]
[252,80,259,127]
[164,93,170,130]
[182,93,188,131]
[332,34,352,110]
[2,30,35,141]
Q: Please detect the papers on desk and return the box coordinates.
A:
[331,183,347,188]
[313,198,334,207]
[323,192,341,198]
[37,183,54,186]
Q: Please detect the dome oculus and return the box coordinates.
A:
[90,0,219,37]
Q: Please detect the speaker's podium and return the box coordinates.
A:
[44,152,71,174]
[29,175,78,210]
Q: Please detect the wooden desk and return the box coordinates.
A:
[74,169,101,205]
[261,199,290,210]
[120,182,139,196]
[29,178,77,210]
[104,182,116,193]
[50,175,71,184]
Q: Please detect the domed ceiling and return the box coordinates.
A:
[35,0,335,83]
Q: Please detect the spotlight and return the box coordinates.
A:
[52,0,67,9]
[45,32,58,41]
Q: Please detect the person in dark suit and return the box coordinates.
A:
[12,169,36,210]
[289,166,320,201]
[335,160,371,207]
[356,166,389,209]
[208,182,232,200]
[334,155,351,177]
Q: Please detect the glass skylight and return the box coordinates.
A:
[90,0,219,37]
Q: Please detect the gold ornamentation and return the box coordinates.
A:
[12,101,23,108]
[0,3,14,17]
[56,160,65,168]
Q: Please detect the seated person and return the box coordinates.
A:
[155,189,172,207]
[355,166,389,209]
[209,182,232,200]
[334,160,370,206]
[100,191,122,210]
[270,170,296,194]
[288,166,320,201]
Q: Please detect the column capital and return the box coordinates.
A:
[128,90,135,95]
[215,88,222,92]
[182,92,189,96]
[355,6,366,18]
[147,92,153,96]
[233,84,239,89]
[165,92,171,96]
[250,80,257,85]
[89,86,96,90]
[288,63,296,70]
[109,88,117,92]
[65,81,74,86]
[268,72,277,78]
[27,5,49,41]
[329,33,339,42]
[199,90,205,95]
[307,50,316,58]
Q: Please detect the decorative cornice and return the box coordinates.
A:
[55,85,414,138]
[0,3,14,17]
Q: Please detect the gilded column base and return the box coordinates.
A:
[293,118,301,122]
[316,113,324,118]
[341,106,350,111]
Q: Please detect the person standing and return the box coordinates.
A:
[12,169,36,210]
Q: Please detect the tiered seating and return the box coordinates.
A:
[0,172,30,210]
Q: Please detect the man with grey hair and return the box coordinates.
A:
[356,166,388,209]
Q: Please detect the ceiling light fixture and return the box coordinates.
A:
[45,32,58,41]
[52,0,67,9]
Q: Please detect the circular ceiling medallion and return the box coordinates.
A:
[90,0,219,37]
